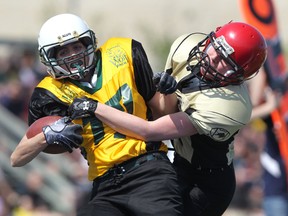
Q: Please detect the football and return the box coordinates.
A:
[26,116,68,154]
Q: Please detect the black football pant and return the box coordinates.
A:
[79,152,184,216]
[174,153,236,216]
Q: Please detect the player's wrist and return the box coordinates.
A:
[88,99,98,114]
[68,97,98,119]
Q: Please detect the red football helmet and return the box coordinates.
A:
[187,21,267,86]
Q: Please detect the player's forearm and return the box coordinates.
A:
[95,103,195,141]
[148,92,178,119]
[251,103,276,120]
[250,89,279,120]
[95,103,152,140]
[10,133,48,167]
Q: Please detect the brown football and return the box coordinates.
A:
[26,116,68,154]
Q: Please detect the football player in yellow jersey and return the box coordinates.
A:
[10,14,183,216]
[68,22,268,216]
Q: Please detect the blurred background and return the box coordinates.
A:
[0,0,288,215]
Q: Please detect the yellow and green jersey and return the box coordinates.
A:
[29,38,167,181]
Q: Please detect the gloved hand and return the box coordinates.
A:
[68,97,98,120]
[43,116,83,153]
[153,71,178,94]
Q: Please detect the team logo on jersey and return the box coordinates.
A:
[59,84,78,102]
[210,128,230,141]
[107,45,128,68]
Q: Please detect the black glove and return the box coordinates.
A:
[68,97,98,120]
[153,71,178,94]
[43,116,83,153]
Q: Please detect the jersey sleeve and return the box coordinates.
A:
[179,84,252,142]
[187,110,244,142]
[131,39,156,102]
[28,87,68,126]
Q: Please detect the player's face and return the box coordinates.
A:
[201,45,234,80]
[55,41,88,73]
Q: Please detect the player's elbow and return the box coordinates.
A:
[10,155,25,167]
[137,127,159,142]
[137,132,151,142]
[11,160,27,167]
[10,157,19,167]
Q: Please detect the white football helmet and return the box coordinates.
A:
[38,14,97,79]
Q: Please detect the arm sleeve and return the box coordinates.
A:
[28,88,68,126]
[132,39,156,102]
[181,85,251,142]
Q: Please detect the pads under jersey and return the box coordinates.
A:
[165,33,252,166]
[29,38,167,180]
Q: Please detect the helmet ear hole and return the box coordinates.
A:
[47,47,56,58]
[79,37,92,47]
